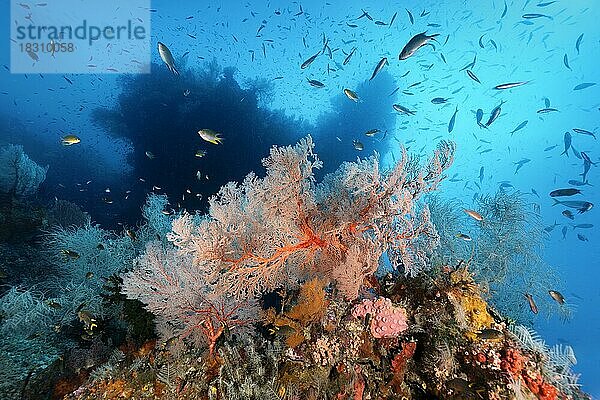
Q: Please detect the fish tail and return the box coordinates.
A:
[551,198,562,206]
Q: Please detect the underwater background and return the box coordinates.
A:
[0,0,598,398]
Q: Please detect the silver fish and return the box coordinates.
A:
[370,57,388,80]
[392,103,415,115]
[158,42,179,75]
[300,52,320,69]
[494,81,528,90]
[399,32,439,60]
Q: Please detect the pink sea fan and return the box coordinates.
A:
[352,297,408,338]
[122,137,454,352]
[166,137,455,301]
[122,241,256,354]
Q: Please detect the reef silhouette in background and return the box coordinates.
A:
[91,60,310,222]
[90,59,397,226]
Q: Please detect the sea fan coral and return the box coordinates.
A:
[122,241,257,354]
[165,136,455,303]
[123,136,454,356]
[0,144,48,198]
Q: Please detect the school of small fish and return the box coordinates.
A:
[8,0,596,325]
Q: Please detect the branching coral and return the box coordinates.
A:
[120,137,455,350]
[166,136,455,304]
[429,190,565,324]
[47,199,90,229]
[141,193,175,239]
[510,325,581,398]
[122,241,257,354]
[0,287,55,337]
[60,136,591,400]
[0,144,48,198]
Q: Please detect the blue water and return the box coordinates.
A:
[1,0,598,396]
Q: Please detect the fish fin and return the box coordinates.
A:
[422,32,440,41]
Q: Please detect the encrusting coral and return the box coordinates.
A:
[352,297,408,338]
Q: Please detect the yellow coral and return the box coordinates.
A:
[286,277,329,325]
[459,293,494,340]
[263,278,329,347]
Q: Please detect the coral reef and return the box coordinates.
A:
[0,144,49,243]
[0,144,48,198]
[428,191,568,324]
[47,199,90,229]
[1,140,590,400]
[352,297,408,338]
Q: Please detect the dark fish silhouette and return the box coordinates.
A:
[448,106,458,133]
[561,132,572,156]
[466,70,480,83]
[575,33,583,54]
[485,101,505,127]
[551,199,593,213]
[549,188,582,197]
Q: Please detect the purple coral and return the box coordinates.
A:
[352,297,408,338]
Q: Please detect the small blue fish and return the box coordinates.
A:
[563,54,571,70]
[573,82,596,90]
[478,34,486,48]
[501,1,507,18]
[466,69,480,83]
[460,54,477,71]
[448,106,458,133]
[406,8,414,24]
[510,120,528,135]
[485,101,505,127]
[514,158,531,174]
[476,108,484,127]
[575,33,584,54]
[537,1,557,6]
[561,132,572,156]
[522,13,552,19]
